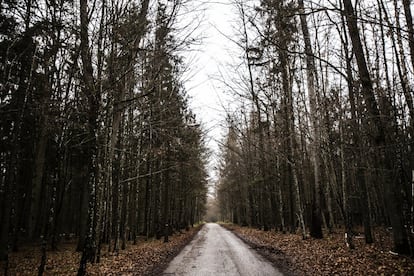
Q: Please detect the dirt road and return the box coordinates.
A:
[163,223,283,276]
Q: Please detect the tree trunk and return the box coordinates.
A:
[77,0,100,273]
[162,154,170,243]
[342,0,409,254]
[402,0,414,73]
[298,0,323,239]
[282,51,306,239]
[340,119,354,249]
[30,117,48,240]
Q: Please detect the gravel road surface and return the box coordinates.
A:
[163,223,283,276]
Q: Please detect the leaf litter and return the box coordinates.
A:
[2,226,201,275]
[223,224,414,276]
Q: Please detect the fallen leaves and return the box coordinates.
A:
[2,226,201,275]
[88,228,201,276]
[3,242,82,275]
[223,224,414,276]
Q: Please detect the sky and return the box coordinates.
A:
[178,0,240,186]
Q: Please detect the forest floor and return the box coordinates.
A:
[223,224,414,275]
[2,225,202,275]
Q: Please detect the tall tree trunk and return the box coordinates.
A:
[120,130,128,250]
[298,0,323,239]
[30,116,48,240]
[77,0,100,273]
[342,0,384,138]
[281,51,306,239]
[342,0,409,254]
[340,118,354,249]
[340,2,374,244]
[162,153,170,243]
[239,1,268,230]
[393,0,414,134]
[402,0,414,73]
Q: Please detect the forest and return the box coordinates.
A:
[0,0,208,274]
[217,0,414,257]
[1,0,414,274]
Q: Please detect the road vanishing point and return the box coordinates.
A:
[163,223,283,276]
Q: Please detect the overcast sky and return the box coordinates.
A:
[179,0,240,184]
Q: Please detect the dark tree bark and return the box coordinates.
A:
[402,0,414,73]
[342,0,409,254]
[298,0,323,239]
[77,0,100,273]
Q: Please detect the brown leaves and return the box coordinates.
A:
[3,226,201,275]
[1,242,81,275]
[224,225,414,276]
[88,231,196,276]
